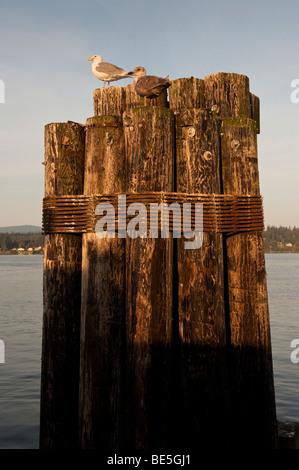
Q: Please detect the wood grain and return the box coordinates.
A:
[174,101,229,449]
[221,117,277,449]
[40,122,85,448]
[123,106,175,449]
[79,116,126,449]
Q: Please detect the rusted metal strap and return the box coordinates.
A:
[42,192,264,235]
[42,196,95,233]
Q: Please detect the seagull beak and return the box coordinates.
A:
[87,57,93,61]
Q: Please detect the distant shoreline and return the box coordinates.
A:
[1,225,298,254]
[266,252,299,254]
[1,250,299,256]
[0,252,43,255]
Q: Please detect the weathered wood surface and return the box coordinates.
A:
[171,73,275,449]
[221,117,276,449]
[40,122,85,448]
[250,93,260,133]
[93,87,126,117]
[169,77,205,114]
[41,73,276,450]
[171,83,229,449]
[123,106,175,449]
[170,73,260,132]
[79,115,126,449]
[204,72,252,119]
[93,84,168,117]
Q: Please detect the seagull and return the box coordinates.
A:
[87,55,133,88]
[130,66,171,105]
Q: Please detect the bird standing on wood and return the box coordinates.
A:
[87,55,133,88]
[130,66,171,105]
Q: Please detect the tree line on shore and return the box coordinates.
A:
[263,225,299,252]
[0,232,44,253]
[0,225,298,253]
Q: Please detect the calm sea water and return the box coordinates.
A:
[0,253,298,449]
[266,253,299,423]
[0,255,43,449]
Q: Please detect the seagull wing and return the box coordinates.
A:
[135,76,171,97]
[95,62,128,76]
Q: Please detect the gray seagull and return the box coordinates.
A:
[130,66,171,105]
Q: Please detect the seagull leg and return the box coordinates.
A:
[103,81,106,88]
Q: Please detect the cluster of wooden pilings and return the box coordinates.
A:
[40,74,277,450]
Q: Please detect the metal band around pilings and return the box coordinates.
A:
[42,192,264,235]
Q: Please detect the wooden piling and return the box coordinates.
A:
[250,93,260,133]
[169,77,205,114]
[93,84,168,117]
[93,87,126,117]
[221,117,276,449]
[169,83,229,450]
[41,72,277,451]
[125,83,168,109]
[78,113,126,449]
[40,122,85,448]
[123,106,175,449]
[170,73,276,449]
[204,72,252,119]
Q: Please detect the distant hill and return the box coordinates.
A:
[0,225,42,233]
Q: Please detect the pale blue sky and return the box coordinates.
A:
[0,0,298,227]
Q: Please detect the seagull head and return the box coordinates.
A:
[87,55,103,63]
[129,66,147,78]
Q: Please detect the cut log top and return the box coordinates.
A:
[92,72,260,133]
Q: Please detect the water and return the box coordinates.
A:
[0,253,298,448]
[0,255,43,449]
[267,253,299,423]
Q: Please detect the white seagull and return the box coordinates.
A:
[87,55,133,88]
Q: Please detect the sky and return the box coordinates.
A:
[0,0,298,228]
